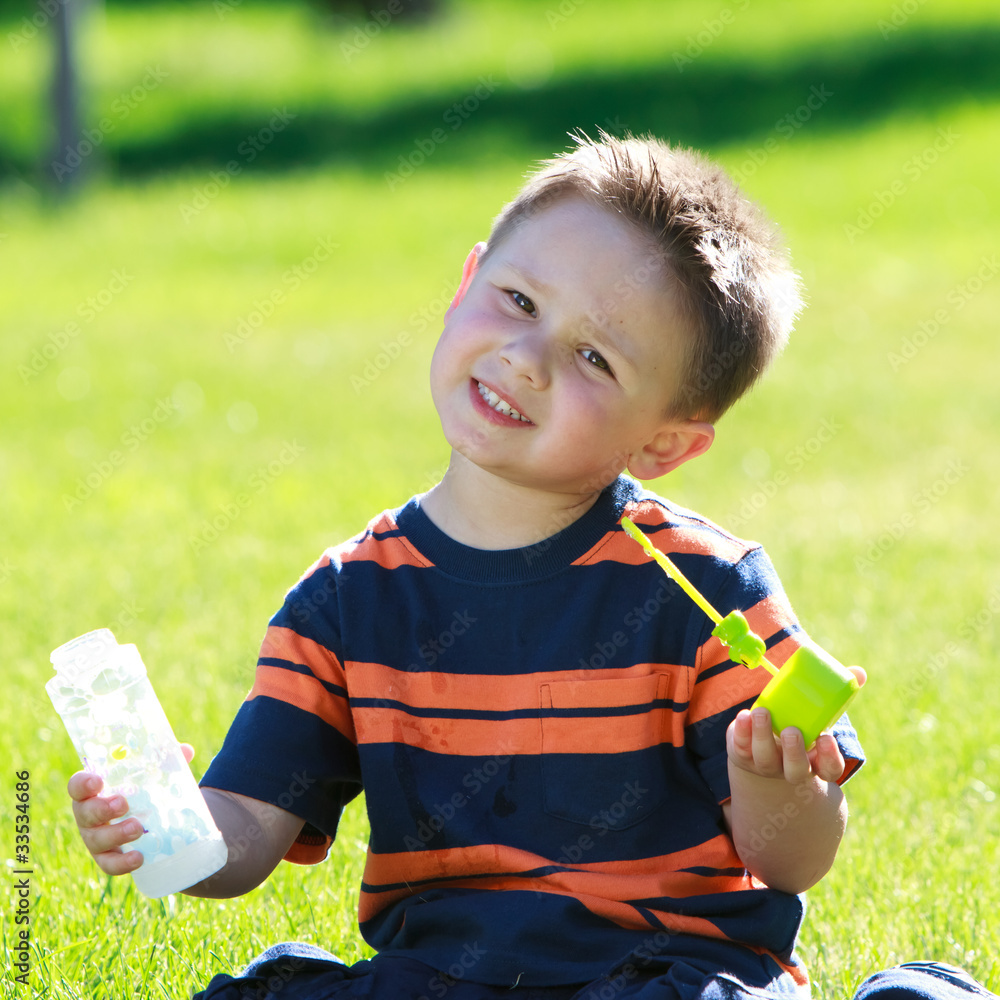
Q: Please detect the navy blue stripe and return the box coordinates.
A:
[541,697,688,719]
[364,859,740,896]
[693,625,803,686]
[258,657,348,699]
[630,903,670,931]
[695,660,741,684]
[681,866,746,877]
[370,526,405,541]
[349,697,684,721]
[362,861,582,895]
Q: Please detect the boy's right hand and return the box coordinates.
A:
[67,743,195,877]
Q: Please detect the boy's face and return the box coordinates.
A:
[430,196,702,496]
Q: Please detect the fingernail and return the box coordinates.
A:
[109,796,126,812]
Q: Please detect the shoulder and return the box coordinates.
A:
[292,497,432,589]
[620,480,762,570]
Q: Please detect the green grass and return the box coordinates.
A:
[2,1,1000,997]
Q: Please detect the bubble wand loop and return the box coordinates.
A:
[620,515,861,746]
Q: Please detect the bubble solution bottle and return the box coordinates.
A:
[47,629,228,898]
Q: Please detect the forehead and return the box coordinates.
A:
[494,195,658,272]
[491,196,683,326]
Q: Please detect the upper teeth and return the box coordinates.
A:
[478,382,529,422]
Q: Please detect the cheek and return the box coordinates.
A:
[428,340,446,393]
[556,378,618,430]
[430,323,465,379]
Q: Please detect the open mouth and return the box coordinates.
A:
[476,381,531,423]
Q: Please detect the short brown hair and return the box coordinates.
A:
[483,132,802,422]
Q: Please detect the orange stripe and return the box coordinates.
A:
[688,595,806,725]
[362,874,728,941]
[745,595,801,663]
[621,502,751,558]
[346,516,433,571]
[347,661,685,712]
[361,876,732,944]
[687,661,765,726]
[251,626,354,741]
[248,664,356,743]
[572,501,755,568]
[536,707,682,754]
[353,709,537,756]
[571,892,729,943]
[349,664,688,754]
[693,595,801,676]
[259,626,346,688]
[364,836,742,890]
[358,838,760,946]
[362,839,749,911]
[572,527,661,567]
[360,841,747,944]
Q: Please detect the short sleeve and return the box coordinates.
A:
[200,554,363,855]
[684,545,865,804]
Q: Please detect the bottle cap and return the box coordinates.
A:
[50,628,118,680]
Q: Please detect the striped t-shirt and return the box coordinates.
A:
[201,476,863,988]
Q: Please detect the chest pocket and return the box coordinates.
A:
[539,672,674,829]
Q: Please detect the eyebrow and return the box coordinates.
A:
[590,322,639,376]
[502,260,553,296]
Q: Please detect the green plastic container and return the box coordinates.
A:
[754,644,861,748]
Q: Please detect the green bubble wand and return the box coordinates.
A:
[620,516,861,747]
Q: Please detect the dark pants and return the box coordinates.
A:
[193,946,996,1000]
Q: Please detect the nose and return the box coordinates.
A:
[498,328,551,389]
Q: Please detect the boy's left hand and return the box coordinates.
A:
[727,666,866,785]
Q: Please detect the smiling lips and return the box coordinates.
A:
[476,380,532,423]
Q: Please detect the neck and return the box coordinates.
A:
[420,453,612,550]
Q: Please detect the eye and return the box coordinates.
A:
[508,290,537,316]
[581,348,613,374]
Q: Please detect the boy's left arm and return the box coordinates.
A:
[722,667,865,895]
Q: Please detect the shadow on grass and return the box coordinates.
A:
[5,23,999,183]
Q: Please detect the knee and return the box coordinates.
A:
[854,963,997,1000]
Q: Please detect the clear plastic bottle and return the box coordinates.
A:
[47,629,228,897]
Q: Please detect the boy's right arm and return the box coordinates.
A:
[68,768,305,899]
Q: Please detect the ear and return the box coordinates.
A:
[445,241,487,318]
[626,420,715,481]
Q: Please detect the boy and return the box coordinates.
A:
[68,134,987,1000]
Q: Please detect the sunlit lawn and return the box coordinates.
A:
[2,1,999,996]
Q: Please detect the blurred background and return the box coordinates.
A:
[2,1,998,997]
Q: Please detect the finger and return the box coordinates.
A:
[848,665,867,688]
[180,743,195,764]
[810,733,847,782]
[749,708,783,775]
[728,709,754,759]
[67,771,104,803]
[726,708,753,766]
[72,790,129,831]
[778,727,812,783]
[80,816,146,859]
[93,847,145,877]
